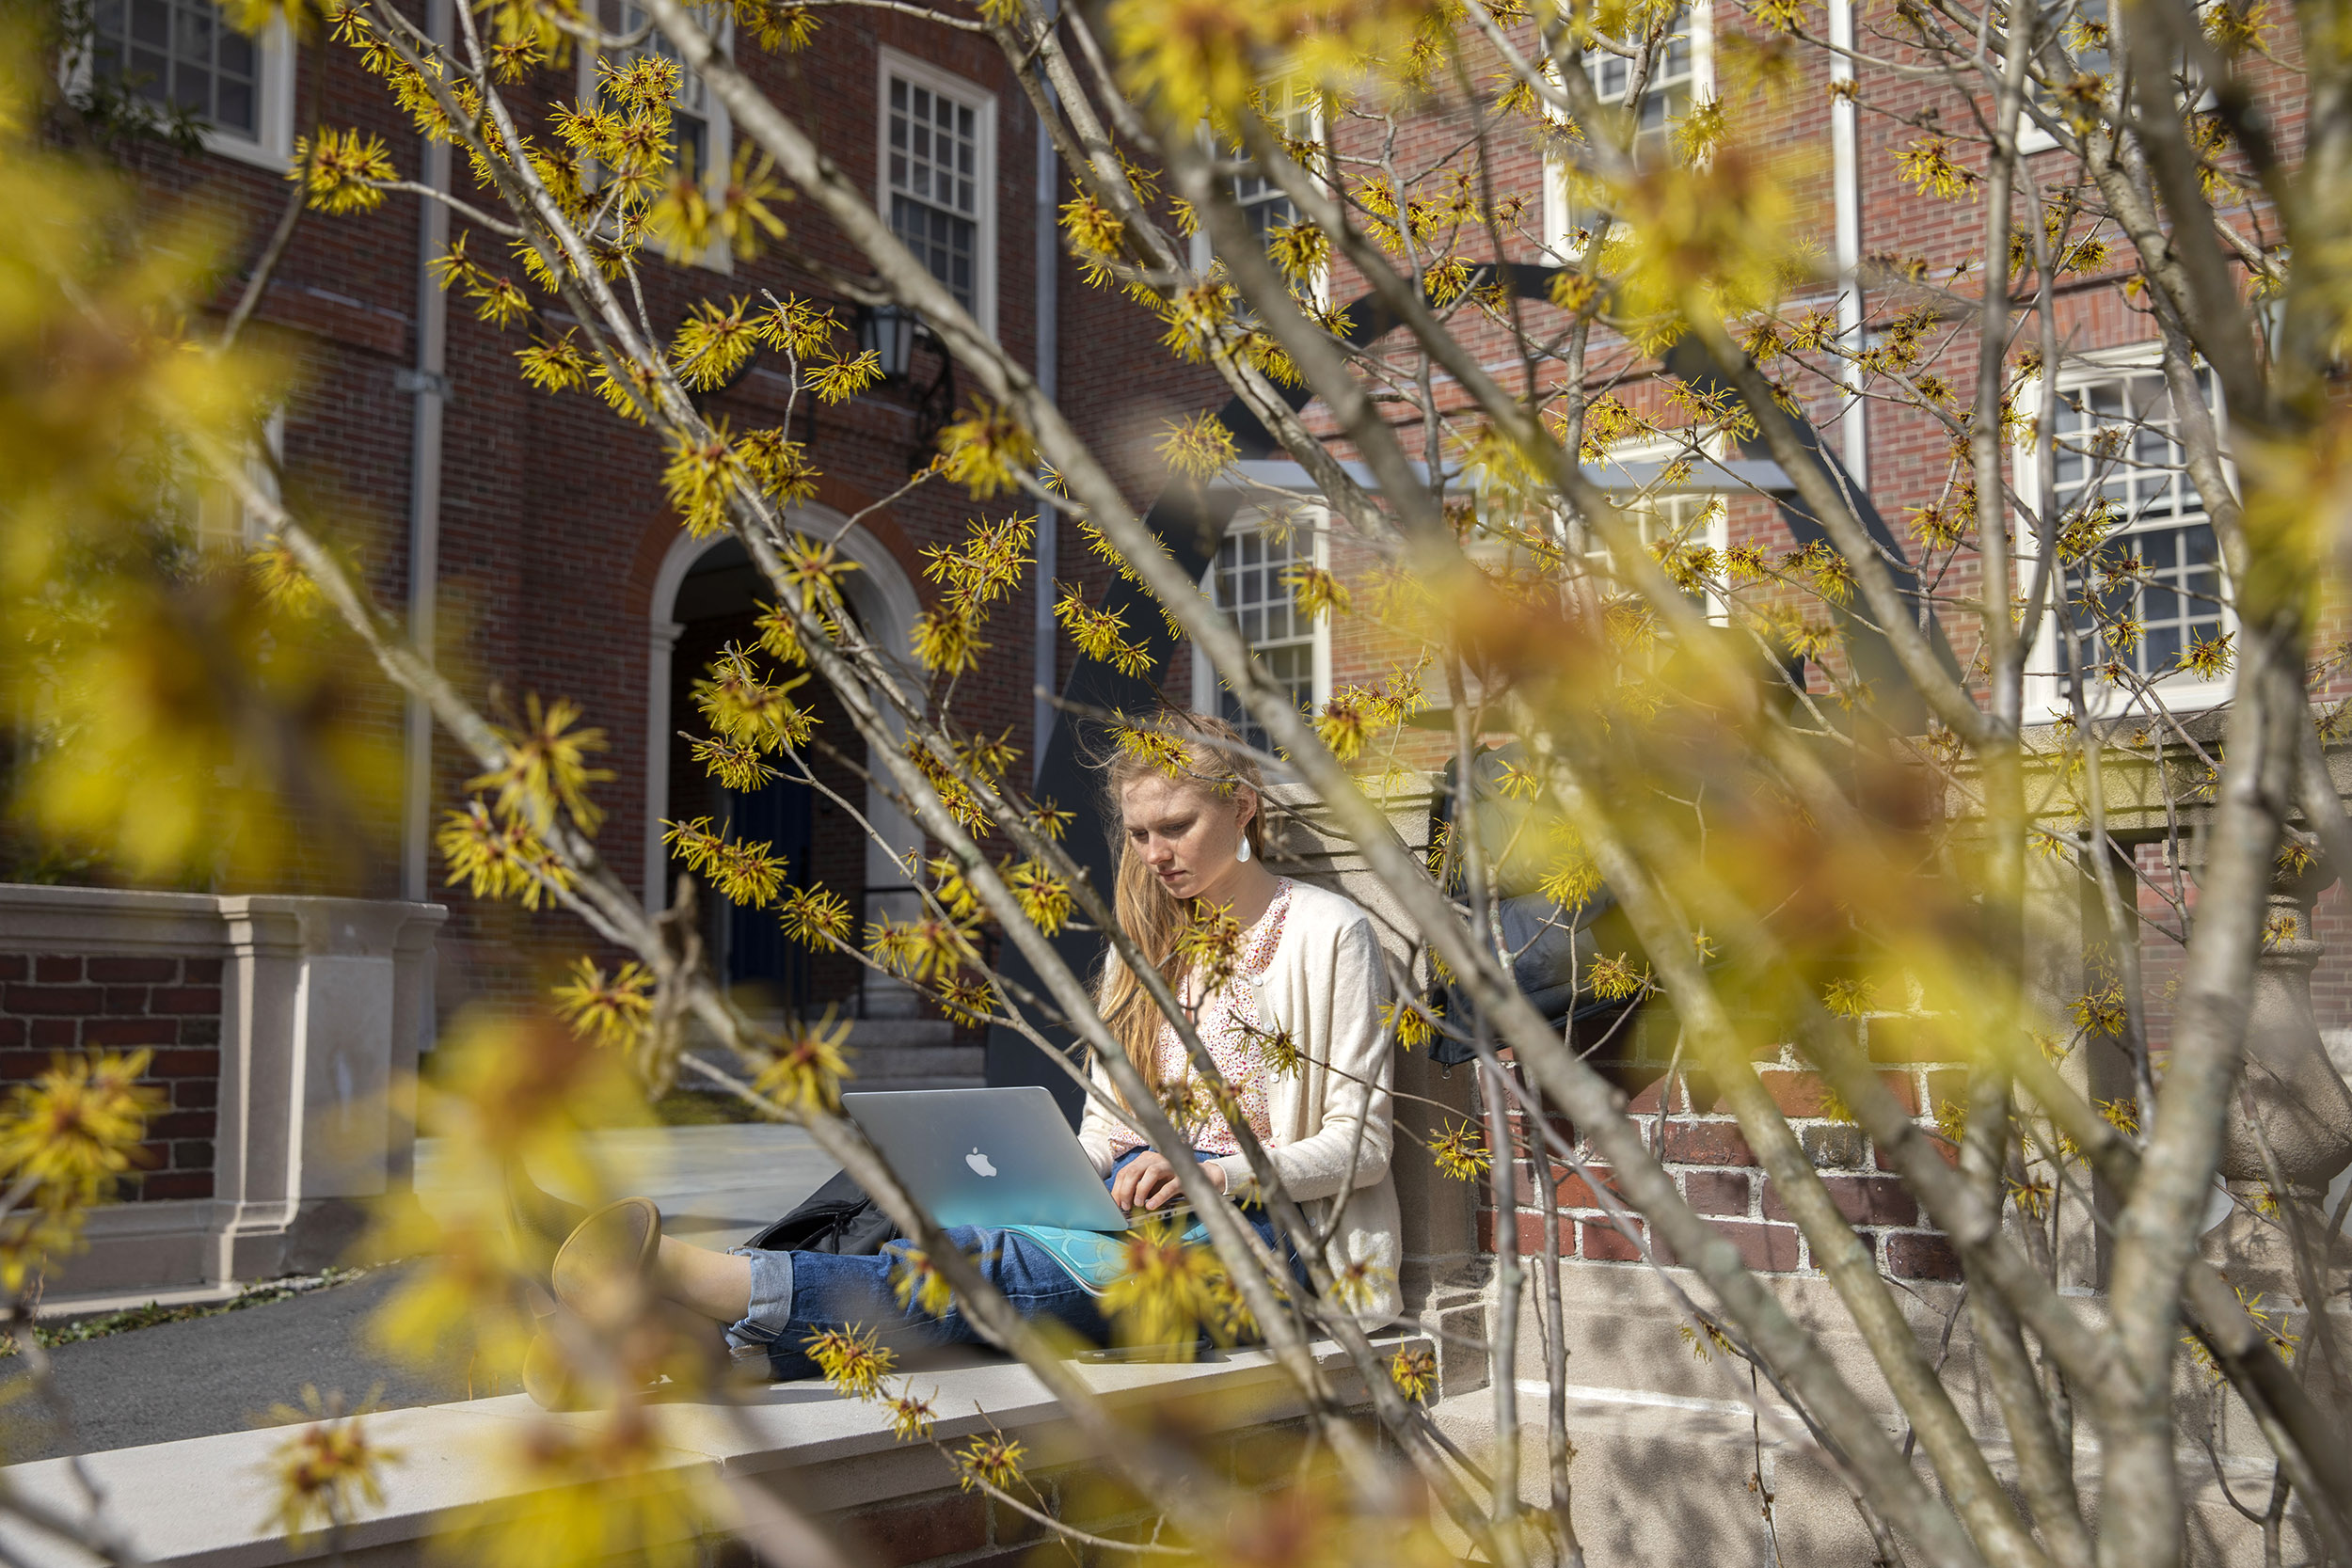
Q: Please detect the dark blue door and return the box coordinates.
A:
[725,774,815,1009]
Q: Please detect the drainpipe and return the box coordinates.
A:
[1031,20,1060,784]
[398,0,451,906]
[1830,0,1867,486]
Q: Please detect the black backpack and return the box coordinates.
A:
[739,1166,900,1255]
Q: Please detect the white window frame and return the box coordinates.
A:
[1189,79,1328,305]
[1192,507,1333,741]
[2018,0,2111,154]
[1541,1,1713,257]
[63,3,296,171]
[575,3,736,274]
[1581,433,1734,625]
[2014,342,2235,719]
[877,46,997,337]
[195,410,284,552]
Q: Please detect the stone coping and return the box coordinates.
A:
[0,1333,1422,1568]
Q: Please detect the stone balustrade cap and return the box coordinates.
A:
[0,1334,1422,1568]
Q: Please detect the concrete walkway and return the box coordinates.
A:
[0,1127,839,1465]
[412,1121,843,1250]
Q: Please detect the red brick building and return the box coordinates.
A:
[61,0,2349,1097]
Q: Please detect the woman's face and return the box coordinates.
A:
[1120,772,1255,907]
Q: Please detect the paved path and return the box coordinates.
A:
[1,1127,839,1465]
[412,1121,842,1250]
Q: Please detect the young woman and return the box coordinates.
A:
[511,711,1398,1405]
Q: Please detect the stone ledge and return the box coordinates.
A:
[0,885,228,955]
[0,1334,1424,1568]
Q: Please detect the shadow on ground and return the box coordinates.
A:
[3,1123,844,1465]
[0,1266,472,1463]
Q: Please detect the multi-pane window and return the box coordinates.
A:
[1588,490,1724,617]
[597,0,717,174]
[2023,0,2108,147]
[2053,368,2225,684]
[90,0,259,136]
[1552,7,1701,245]
[1588,7,1696,170]
[886,73,982,312]
[1230,80,1319,249]
[1208,522,1322,752]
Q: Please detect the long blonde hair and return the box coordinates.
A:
[1094,710,1266,1100]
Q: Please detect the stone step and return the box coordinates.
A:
[684,1022,983,1096]
[851,1043,984,1070]
[843,1018,957,1049]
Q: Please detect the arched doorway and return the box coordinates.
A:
[644,516,975,1083]
[663,537,860,1009]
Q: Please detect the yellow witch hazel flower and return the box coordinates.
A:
[470,694,613,835]
[550,957,655,1051]
[1006,858,1073,936]
[1155,411,1238,480]
[778,884,853,947]
[804,1323,896,1398]
[1584,952,1649,1001]
[692,645,815,750]
[453,1414,711,1568]
[956,1431,1027,1493]
[750,1009,854,1114]
[246,534,324,616]
[1380,997,1440,1050]
[663,817,790,907]
[0,1050,165,1239]
[1390,1344,1438,1402]
[935,401,1038,498]
[437,798,573,909]
[1101,1215,1226,1356]
[889,1245,960,1317]
[1054,585,1154,676]
[885,1388,938,1441]
[291,127,397,214]
[261,1387,398,1548]
[1429,1120,1489,1180]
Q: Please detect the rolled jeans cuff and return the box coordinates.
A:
[722,1247,795,1359]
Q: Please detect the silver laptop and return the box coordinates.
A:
[843,1086,1131,1232]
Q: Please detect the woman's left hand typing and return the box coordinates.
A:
[1112,1151,1227,1212]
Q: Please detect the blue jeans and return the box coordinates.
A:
[723,1148,1286,1381]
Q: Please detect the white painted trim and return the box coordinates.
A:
[1187,84,1330,307]
[642,515,926,953]
[2012,341,2236,719]
[1828,0,1867,486]
[1582,436,1734,624]
[197,409,282,549]
[577,2,736,274]
[641,612,688,912]
[877,45,998,337]
[1033,72,1060,782]
[1191,506,1332,720]
[401,0,453,909]
[1542,1,1714,257]
[62,8,296,170]
[201,12,294,171]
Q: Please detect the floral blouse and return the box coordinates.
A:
[1109,879,1295,1157]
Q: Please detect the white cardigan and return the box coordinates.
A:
[1077,879,1402,1329]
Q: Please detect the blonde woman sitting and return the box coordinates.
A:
[509,711,1397,1402]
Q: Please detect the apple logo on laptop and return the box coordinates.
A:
[966,1148,998,1178]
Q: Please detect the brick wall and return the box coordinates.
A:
[1479,1013,1967,1285]
[0,954,222,1202]
[90,14,1062,1026]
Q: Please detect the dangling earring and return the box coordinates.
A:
[1236,832,1253,864]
